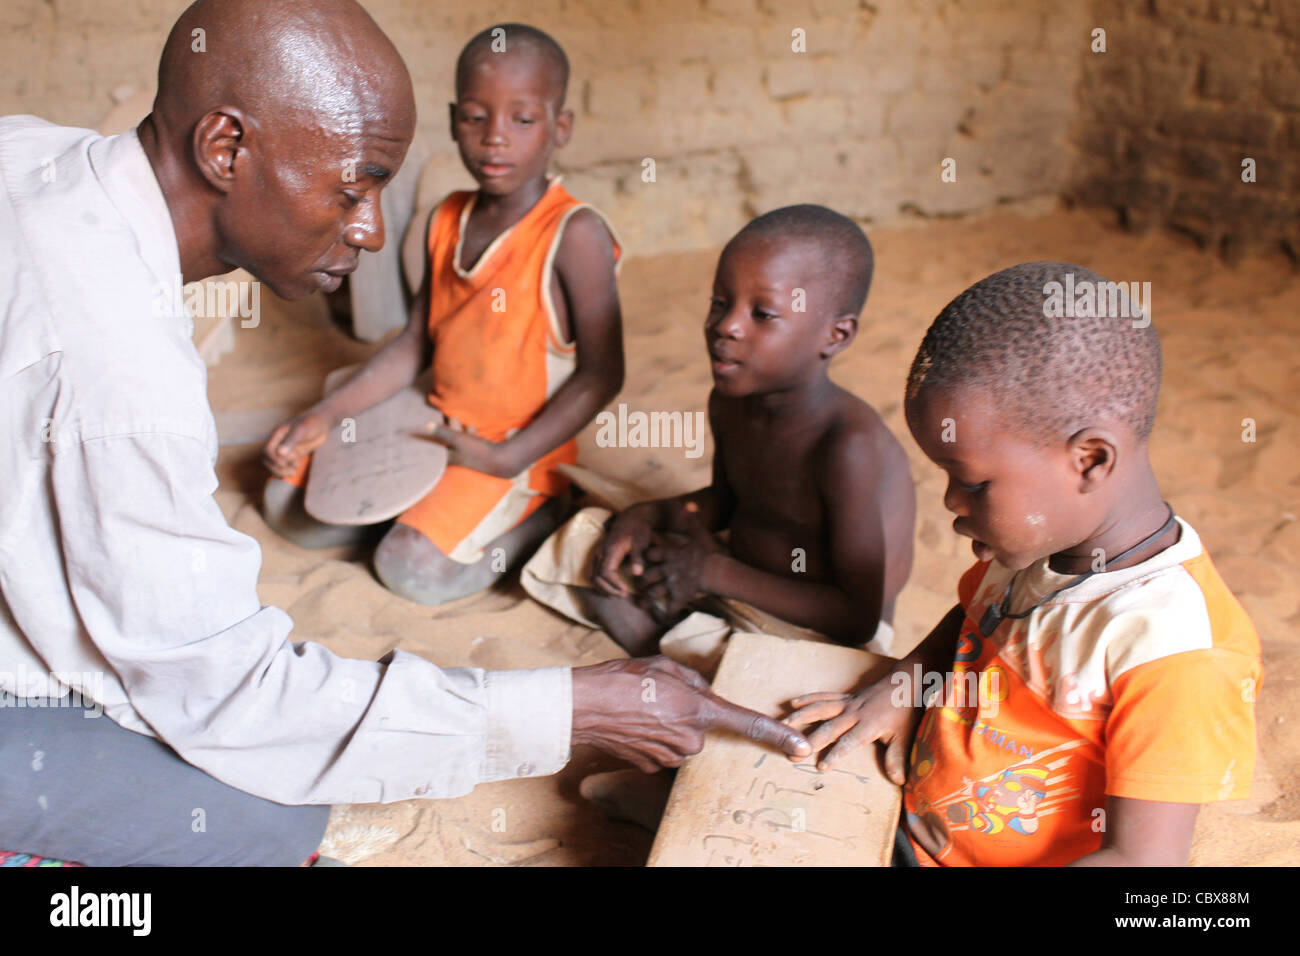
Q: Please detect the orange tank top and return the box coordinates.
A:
[425,179,620,441]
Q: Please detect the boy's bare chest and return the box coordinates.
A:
[721,424,824,529]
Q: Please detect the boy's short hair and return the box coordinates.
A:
[456,23,570,109]
[729,204,874,317]
[906,261,1162,443]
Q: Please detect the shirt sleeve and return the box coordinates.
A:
[49,427,573,805]
[1105,645,1260,804]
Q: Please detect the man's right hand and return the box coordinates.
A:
[570,656,811,772]
[263,411,332,478]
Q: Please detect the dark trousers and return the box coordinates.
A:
[0,700,329,866]
[892,817,919,867]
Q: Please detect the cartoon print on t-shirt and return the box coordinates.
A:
[947,764,1050,835]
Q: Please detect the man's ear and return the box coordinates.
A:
[1068,427,1119,491]
[553,108,574,148]
[447,102,458,142]
[192,108,247,194]
[820,313,858,359]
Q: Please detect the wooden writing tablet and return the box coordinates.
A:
[648,632,901,867]
[304,369,448,526]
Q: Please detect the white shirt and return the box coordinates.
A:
[0,117,572,805]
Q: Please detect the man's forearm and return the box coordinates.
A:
[51,429,575,806]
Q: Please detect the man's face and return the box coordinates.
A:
[450,51,569,196]
[217,103,414,301]
[905,385,1100,570]
[704,237,841,398]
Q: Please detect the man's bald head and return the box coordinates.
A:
[154,0,414,137]
[141,0,417,300]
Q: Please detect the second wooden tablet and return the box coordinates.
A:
[304,371,448,526]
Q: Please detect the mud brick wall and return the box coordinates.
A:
[541,0,1092,255]
[1071,0,1300,260]
[3,0,1090,256]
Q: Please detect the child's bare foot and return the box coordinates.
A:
[579,769,673,832]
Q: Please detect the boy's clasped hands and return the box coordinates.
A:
[592,503,725,624]
[591,497,917,781]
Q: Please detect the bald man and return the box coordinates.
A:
[0,0,808,866]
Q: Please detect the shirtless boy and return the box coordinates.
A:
[526,205,915,665]
[262,24,624,606]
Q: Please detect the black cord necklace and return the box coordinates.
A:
[977,503,1178,638]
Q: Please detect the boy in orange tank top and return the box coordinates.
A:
[262,24,624,605]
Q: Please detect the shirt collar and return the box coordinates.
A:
[1007,516,1203,605]
[87,127,183,292]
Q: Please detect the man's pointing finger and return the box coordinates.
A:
[703,697,812,759]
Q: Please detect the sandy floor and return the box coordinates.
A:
[208,204,1299,866]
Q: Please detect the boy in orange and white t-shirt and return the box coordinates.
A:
[263,24,624,605]
[786,262,1261,866]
